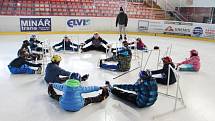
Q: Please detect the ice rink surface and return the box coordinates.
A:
[0,34,215,121]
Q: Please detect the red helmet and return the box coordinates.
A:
[162,56,172,64]
[190,49,198,56]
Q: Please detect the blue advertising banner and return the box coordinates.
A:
[20,18,51,32]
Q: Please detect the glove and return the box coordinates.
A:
[37,63,42,67]
[81,74,89,81]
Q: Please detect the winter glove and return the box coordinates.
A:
[37,63,42,67]
[81,74,89,81]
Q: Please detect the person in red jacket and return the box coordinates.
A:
[129,37,148,51]
[177,49,200,72]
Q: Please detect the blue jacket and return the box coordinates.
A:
[45,63,71,83]
[113,78,158,108]
[52,83,100,111]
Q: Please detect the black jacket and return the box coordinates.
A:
[85,37,108,47]
[151,63,176,85]
[53,39,78,49]
[116,12,128,26]
[9,57,41,68]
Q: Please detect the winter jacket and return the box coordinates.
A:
[53,39,78,49]
[85,37,108,47]
[116,12,128,26]
[9,57,41,68]
[180,56,200,71]
[113,78,158,108]
[45,63,71,83]
[51,83,100,111]
[117,47,132,71]
[151,63,176,85]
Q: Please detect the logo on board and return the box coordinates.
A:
[20,18,51,32]
[67,19,90,28]
[193,27,203,37]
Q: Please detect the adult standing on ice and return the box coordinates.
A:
[116,7,128,41]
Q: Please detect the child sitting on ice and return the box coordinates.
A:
[44,55,89,84]
[129,37,148,51]
[81,32,109,53]
[18,40,43,61]
[53,35,79,52]
[151,56,176,85]
[105,70,158,108]
[99,41,132,72]
[177,49,200,72]
[48,79,109,112]
[8,50,42,74]
[29,35,49,53]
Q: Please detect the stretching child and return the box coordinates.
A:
[129,37,148,51]
[29,35,48,53]
[45,55,89,84]
[53,35,79,52]
[48,79,109,112]
[18,40,43,61]
[8,50,42,74]
[177,49,200,72]
[81,32,109,53]
[151,56,176,85]
[105,70,158,108]
[99,41,132,72]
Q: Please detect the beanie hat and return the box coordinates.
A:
[65,79,81,87]
[120,7,124,11]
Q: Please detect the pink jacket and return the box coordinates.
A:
[180,56,200,71]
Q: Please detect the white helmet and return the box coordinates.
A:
[31,35,36,39]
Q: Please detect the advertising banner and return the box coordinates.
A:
[164,21,193,36]
[20,18,51,32]
[138,20,149,32]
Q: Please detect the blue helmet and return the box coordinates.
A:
[69,73,81,81]
[139,70,152,80]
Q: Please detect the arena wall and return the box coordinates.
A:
[0,16,214,40]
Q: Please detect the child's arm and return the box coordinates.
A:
[84,38,93,44]
[51,83,64,91]
[101,38,108,45]
[180,58,192,64]
[53,41,63,47]
[70,42,79,47]
[151,68,164,75]
[56,66,71,77]
[24,59,41,67]
[81,86,100,93]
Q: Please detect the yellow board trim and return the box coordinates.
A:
[0,31,214,42]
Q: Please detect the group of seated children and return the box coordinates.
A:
[7,33,201,112]
[48,68,158,111]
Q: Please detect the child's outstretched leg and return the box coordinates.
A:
[84,87,109,106]
[99,60,118,71]
[105,81,137,105]
[48,84,62,101]
[178,64,196,72]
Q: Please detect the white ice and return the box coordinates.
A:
[0,34,215,121]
